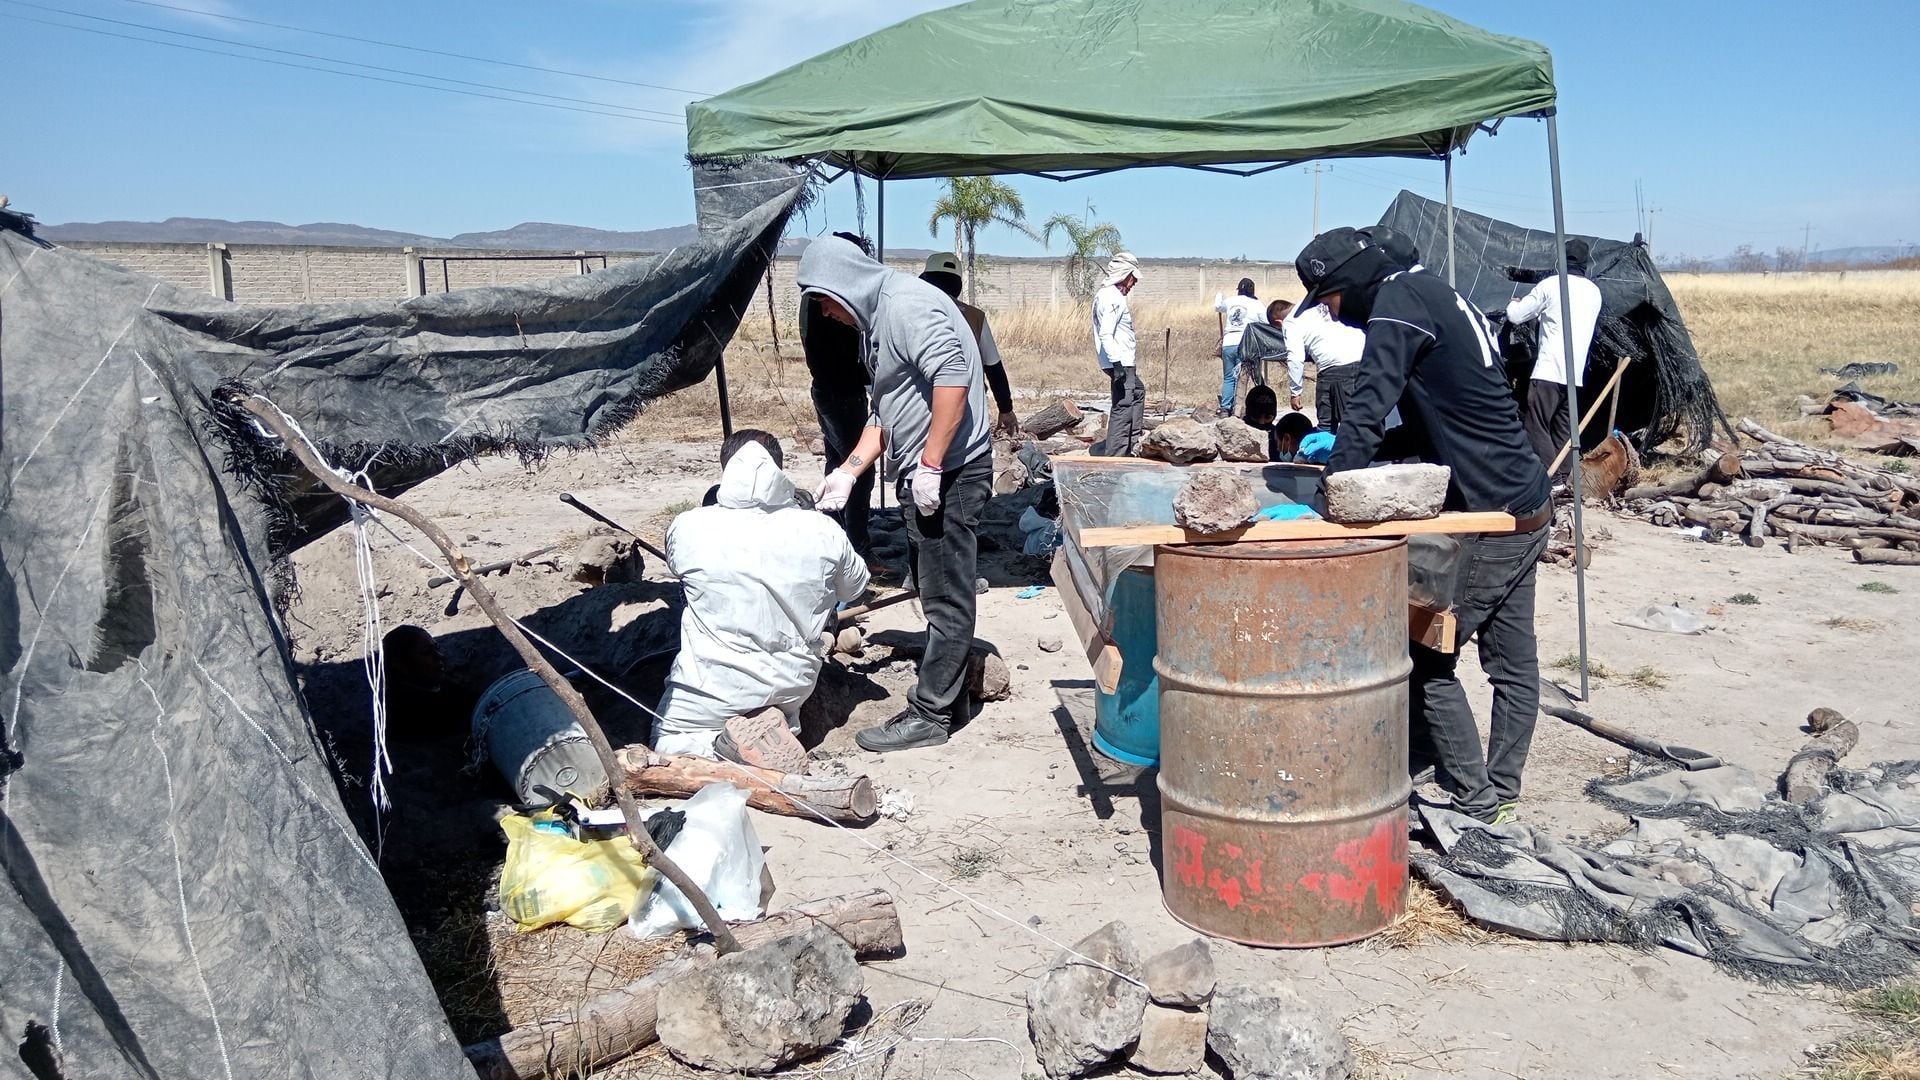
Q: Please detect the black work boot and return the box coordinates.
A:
[854,710,950,753]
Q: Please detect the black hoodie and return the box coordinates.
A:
[1324,258,1550,517]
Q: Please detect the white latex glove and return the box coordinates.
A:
[815,469,856,512]
[911,466,944,516]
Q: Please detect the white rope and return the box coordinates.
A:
[8,282,159,488]
[137,666,235,1080]
[48,961,64,1053]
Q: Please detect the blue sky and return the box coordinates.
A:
[5,0,1915,261]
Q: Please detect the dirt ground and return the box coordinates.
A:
[284,421,1920,1080]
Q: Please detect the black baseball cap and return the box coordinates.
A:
[1293,227,1370,316]
[1358,224,1421,270]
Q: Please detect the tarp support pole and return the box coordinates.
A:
[876,177,886,260]
[1546,112,1591,701]
[715,352,734,437]
[1444,153,1456,287]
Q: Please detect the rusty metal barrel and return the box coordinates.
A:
[1154,538,1411,947]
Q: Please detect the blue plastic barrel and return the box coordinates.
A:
[1092,566,1161,767]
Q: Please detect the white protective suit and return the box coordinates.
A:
[654,442,869,756]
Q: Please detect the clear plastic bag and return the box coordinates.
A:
[1616,603,1709,635]
[628,782,767,938]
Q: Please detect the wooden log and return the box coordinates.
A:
[1021,399,1085,440]
[617,749,878,824]
[1783,522,1864,544]
[1783,721,1860,805]
[464,890,905,1080]
[1860,526,1920,544]
[1623,451,1743,501]
[1845,537,1895,551]
[1854,548,1920,565]
[1076,510,1516,548]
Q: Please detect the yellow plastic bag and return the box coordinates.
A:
[498,813,659,932]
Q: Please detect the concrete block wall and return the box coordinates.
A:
[60,240,1300,316]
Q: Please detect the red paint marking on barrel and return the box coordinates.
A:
[1292,818,1407,913]
[1172,825,1207,888]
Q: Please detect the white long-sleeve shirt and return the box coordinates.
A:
[1092,283,1136,369]
[1281,302,1366,397]
[1214,293,1265,348]
[1506,274,1602,387]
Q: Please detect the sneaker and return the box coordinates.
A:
[854,711,951,753]
[1489,803,1519,826]
[715,708,809,774]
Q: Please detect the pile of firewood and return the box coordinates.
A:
[1618,419,1920,565]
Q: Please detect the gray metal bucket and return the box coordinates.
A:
[472,668,609,803]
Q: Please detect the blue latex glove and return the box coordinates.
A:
[1297,430,1336,463]
[1255,503,1321,522]
[1016,584,1047,600]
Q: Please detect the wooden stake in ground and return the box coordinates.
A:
[228,391,743,956]
[464,890,905,1080]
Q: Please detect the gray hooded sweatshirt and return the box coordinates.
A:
[796,236,991,479]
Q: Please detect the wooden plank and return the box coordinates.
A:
[1077,511,1518,548]
[1409,604,1457,654]
[1049,549,1124,694]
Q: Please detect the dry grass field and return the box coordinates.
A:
[650,269,1920,455]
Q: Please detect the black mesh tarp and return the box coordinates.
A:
[1379,190,1728,454]
[0,162,803,1078]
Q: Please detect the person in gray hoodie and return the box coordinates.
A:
[798,235,994,752]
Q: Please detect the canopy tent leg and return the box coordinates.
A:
[875,177,886,260]
[1546,112,1590,701]
[1444,153,1457,287]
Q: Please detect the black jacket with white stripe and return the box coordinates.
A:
[1324,270,1550,517]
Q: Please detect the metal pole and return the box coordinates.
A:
[1311,164,1322,235]
[714,351,734,438]
[1546,112,1591,701]
[1444,153,1457,286]
[875,176,886,261]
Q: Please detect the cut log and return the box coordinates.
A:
[617,749,877,824]
[1623,451,1743,501]
[1854,548,1920,566]
[1783,720,1859,804]
[1021,400,1085,440]
[464,890,905,1080]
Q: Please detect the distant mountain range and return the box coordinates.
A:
[39,216,706,252]
[1659,245,1917,271]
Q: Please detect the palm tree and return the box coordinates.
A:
[1042,205,1125,303]
[927,176,1040,305]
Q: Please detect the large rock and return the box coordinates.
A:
[1130,1003,1208,1075]
[1144,939,1215,1007]
[1141,418,1220,464]
[1214,417,1270,463]
[1173,472,1257,535]
[1206,982,1352,1080]
[657,925,864,1075]
[571,534,643,586]
[1322,463,1451,524]
[1026,921,1149,1078]
[967,648,1013,702]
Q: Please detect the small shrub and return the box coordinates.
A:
[1728,592,1760,605]
[1861,581,1900,595]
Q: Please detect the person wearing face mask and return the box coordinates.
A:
[797,235,994,753]
[1294,226,1552,826]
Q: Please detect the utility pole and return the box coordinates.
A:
[1802,222,1812,265]
[1646,207,1658,256]
[1309,163,1328,235]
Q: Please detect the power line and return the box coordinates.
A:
[116,0,714,98]
[2,12,685,125]
[2,0,686,120]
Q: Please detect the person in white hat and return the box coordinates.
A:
[921,252,1020,438]
[1093,252,1143,455]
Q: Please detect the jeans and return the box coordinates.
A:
[1315,364,1360,432]
[901,451,992,729]
[1219,343,1242,415]
[813,385,875,557]
[1525,379,1572,481]
[1408,522,1551,821]
[1104,365,1145,456]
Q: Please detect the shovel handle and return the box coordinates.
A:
[1543,705,1721,771]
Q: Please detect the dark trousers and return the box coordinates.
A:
[1104,365,1145,456]
[1314,364,1360,432]
[902,451,992,729]
[1524,379,1572,480]
[1408,523,1551,821]
[813,385,875,557]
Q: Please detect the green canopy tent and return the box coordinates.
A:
[687,0,1596,694]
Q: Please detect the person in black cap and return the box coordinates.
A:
[1295,226,1553,826]
[800,232,881,571]
[1505,238,1603,481]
